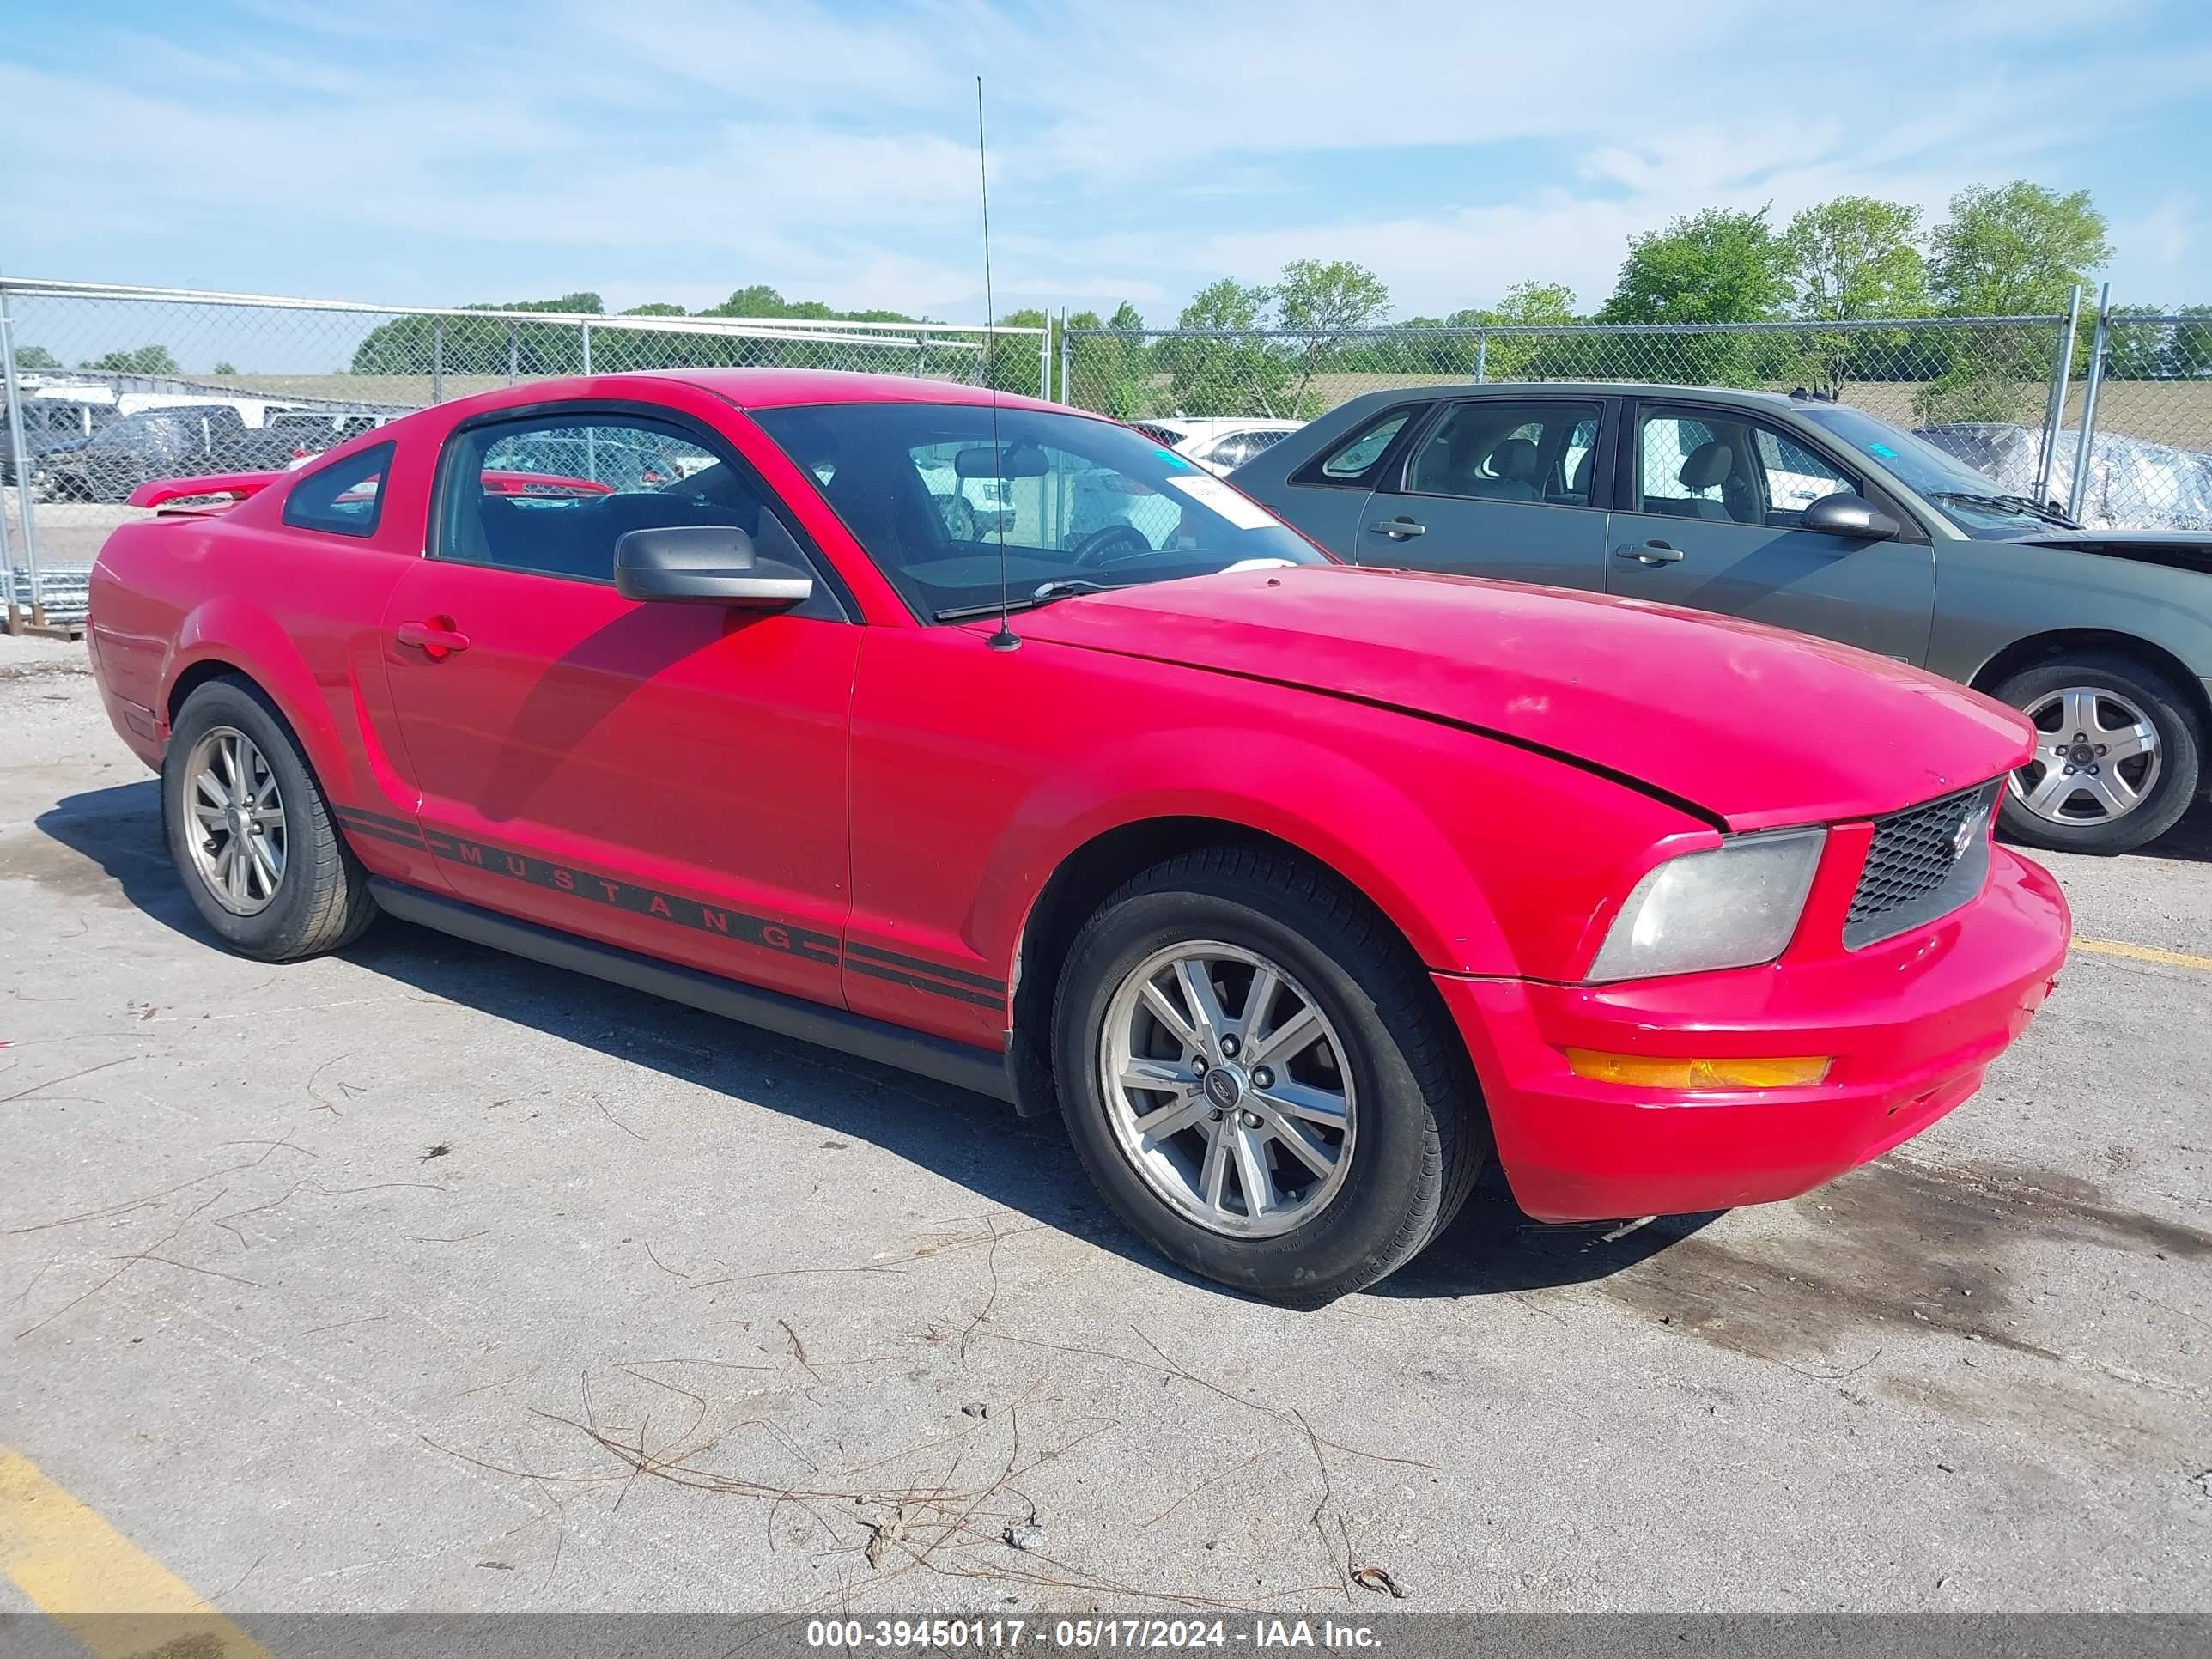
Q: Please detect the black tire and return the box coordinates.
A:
[162,676,377,961]
[1993,653,2203,855]
[1051,847,1485,1305]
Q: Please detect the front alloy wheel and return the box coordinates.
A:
[1992,653,2202,855]
[2011,687,2160,829]
[1100,942,1356,1238]
[1053,847,1485,1304]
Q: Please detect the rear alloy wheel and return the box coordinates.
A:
[163,677,378,960]
[1995,654,2201,854]
[1054,847,1484,1304]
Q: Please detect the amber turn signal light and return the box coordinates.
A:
[1565,1050,1832,1089]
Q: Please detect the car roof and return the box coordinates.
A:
[1351,380,1802,410]
[615,367,1070,415]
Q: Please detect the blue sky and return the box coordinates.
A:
[3,0,2209,325]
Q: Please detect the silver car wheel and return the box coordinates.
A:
[1098,941,1356,1239]
[184,725,288,915]
[2012,687,2162,826]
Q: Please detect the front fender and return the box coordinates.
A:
[979,724,1516,977]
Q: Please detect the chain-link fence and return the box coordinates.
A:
[1062,296,2212,537]
[10,275,2212,635]
[1,278,1046,629]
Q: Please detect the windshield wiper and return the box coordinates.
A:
[1929,489,2079,529]
[933,579,1125,623]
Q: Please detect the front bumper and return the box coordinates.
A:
[1439,845,2069,1222]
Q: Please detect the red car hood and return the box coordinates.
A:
[1009,565,2033,831]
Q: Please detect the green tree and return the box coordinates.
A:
[1066,302,1153,415]
[980,307,1048,396]
[212,361,238,374]
[2161,304,2212,379]
[1928,182,2112,315]
[618,302,687,316]
[1273,259,1391,416]
[1599,208,1790,386]
[1784,196,1929,395]
[82,344,179,375]
[1487,280,1579,380]
[1600,207,1791,325]
[1160,278,1287,415]
[13,344,62,370]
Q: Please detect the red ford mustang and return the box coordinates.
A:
[87,369,2069,1303]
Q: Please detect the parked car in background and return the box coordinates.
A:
[0,392,118,483]
[1130,417,1304,476]
[87,368,2068,1303]
[40,405,306,503]
[1234,383,2212,854]
[270,410,398,468]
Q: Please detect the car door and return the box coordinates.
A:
[376,403,859,1006]
[1605,399,1936,663]
[1354,397,1613,589]
[1232,399,1434,557]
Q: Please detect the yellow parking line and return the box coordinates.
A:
[0,1443,273,1659]
[2072,937,2212,973]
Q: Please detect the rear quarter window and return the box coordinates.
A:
[1293,404,1426,487]
[283,441,393,538]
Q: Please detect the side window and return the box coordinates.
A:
[1406,400,1604,504]
[1300,406,1422,484]
[431,410,804,585]
[1755,427,1856,521]
[283,441,393,538]
[1638,407,1858,526]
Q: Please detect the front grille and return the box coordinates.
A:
[1844,781,2002,950]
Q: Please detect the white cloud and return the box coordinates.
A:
[2,0,2207,323]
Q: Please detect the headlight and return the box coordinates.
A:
[1587,827,1826,983]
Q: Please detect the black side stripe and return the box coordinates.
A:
[337,819,427,850]
[333,807,1001,1010]
[841,939,1005,994]
[844,957,1006,1009]
[333,805,421,834]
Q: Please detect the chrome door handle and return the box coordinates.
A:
[1614,540,1684,565]
[395,617,471,659]
[1368,519,1426,539]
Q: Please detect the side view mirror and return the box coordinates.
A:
[614,525,814,609]
[1800,491,1902,541]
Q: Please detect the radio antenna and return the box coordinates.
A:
[976,76,1018,652]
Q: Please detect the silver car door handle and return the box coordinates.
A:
[1614,540,1684,565]
[1368,519,1426,538]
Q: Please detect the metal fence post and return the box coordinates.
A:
[1474,330,1488,386]
[2035,284,2082,505]
[431,319,445,403]
[1038,319,1052,402]
[580,320,592,376]
[2068,283,2112,520]
[1059,312,1073,408]
[0,287,47,629]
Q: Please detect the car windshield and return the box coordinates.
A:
[1796,403,2075,537]
[749,402,1325,620]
